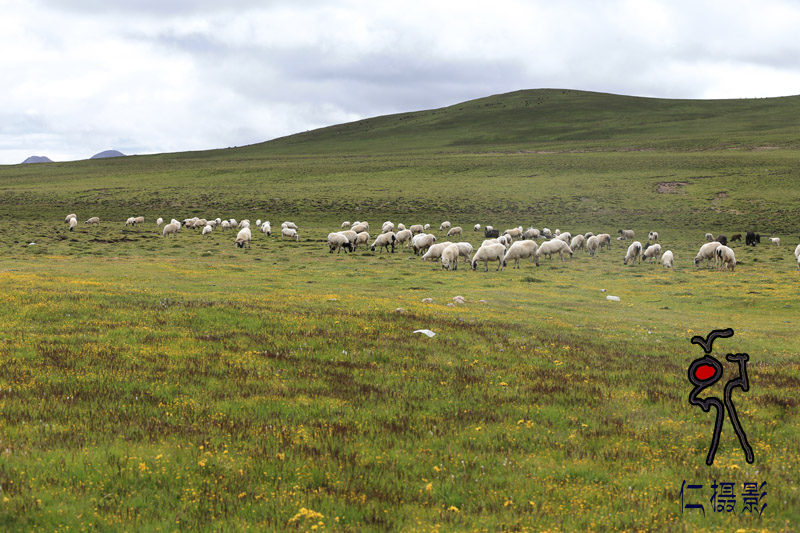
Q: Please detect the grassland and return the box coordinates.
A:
[0,89,799,531]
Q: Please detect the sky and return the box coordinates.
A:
[2,0,800,165]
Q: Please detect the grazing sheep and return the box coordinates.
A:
[617,229,634,240]
[409,224,424,234]
[440,221,451,231]
[497,235,512,249]
[716,235,728,246]
[327,232,353,253]
[395,229,413,247]
[484,228,500,239]
[474,223,481,232]
[569,234,585,253]
[770,237,780,246]
[584,231,594,240]
[454,242,474,262]
[794,243,800,260]
[229,218,237,228]
[623,241,643,265]
[382,221,395,233]
[642,243,662,263]
[536,239,573,262]
[715,245,736,270]
[596,233,612,249]
[524,227,540,240]
[68,217,78,231]
[586,235,600,256]
[504,240,540,268]
[541,228,552,238]
[339,230,358,246]
[156,217,164,226]
[503,227,523,240]
[371,231,396,253]
[471,243,507,271]
[556,232,571,243]
[281,227,299,241]
[730,234,742,242]
[797,254,800,276]
[354,231,370,250]
[261,221,271,236]
[256,219,262,227]
[202,225,213,237]
[134,216,145,225]
[705,233,714,241]
[397,223,406,231]
[421,242,454,262]
[162,222,180,238]
[662,250,674,269]
[239,220,250,229]
[423,223,431,231]
[694,241,722,268]
[648,231,659,241]
[745,231,760,246]
[65,214,77,223]
[412,233,436,255]
[281,221,297,230]
[221,220,231,230]
[446,226,463,237]
[235,227,252,248]
[554,229,561,236]
[351,223,368,234]
[440,243,460,270]
[85,217,100,225]
[341,221,351,229]
[125,217,136,226]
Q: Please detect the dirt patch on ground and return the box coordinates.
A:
[656,181,689,194]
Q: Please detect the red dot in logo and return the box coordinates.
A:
[695,364,717,381]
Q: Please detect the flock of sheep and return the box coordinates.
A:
[63,214,800,275]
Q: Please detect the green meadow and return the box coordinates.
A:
[0,90,798,531]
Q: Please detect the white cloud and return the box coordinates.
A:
[1,0,799,164]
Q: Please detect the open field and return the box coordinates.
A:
[1,90,799,530]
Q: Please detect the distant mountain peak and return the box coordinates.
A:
[91,150,126,159]
[22,155,53,164]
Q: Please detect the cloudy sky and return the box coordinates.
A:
[2,0,799,165]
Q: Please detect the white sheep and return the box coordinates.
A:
[281,227,299,241]
[162,223,180,238]
[256,219,262,227]
[503,227,523,240]
[596,233,612,249]
[586,235,600,256]
[351,223,368,234]
[569,234,585,253]
[397,223,406,231]
[235,227,252,248]
[441,243,460,270]
[327,232,353,253]
[541,227,552,238]
[65,214,77,223]
[536,239,572,262]
[371,231,396,253]
[440,221,451,231]
[202,225,213,237]
[705,233,714,241]
[412,233,436,255]
[623,241,643,265]
[239,220,250,229]
[473,223,481,232]
[339,230,357,246]
[556,232,571,243]
[423,223,431,231]
[156,217,164,226]
[648,231,659,241]
[617,229,635,240]
[584,232,594,240]
[395,229,413,247]
[409,224,424,234]
[68,217,78,231]
[229,218,237,228]
[770,237,781,246]
[170,219,181,226]
[694,241,721,268]
[221,220,231,230]
[524,227,540,240]
[642,243,662,263]
[125,217,136,226]
[662,250,674,269]
[554,229,561,236]
[85,217,100,225]
[382,221,395,233]
[354,231,370,250]
[421,242,453,262]
[281,221,297,230]
[454,242,474,262]
[797,254,800,276]
[716,245,736,271]
[471,243,507,271]
[261,221,271,236]
[794,243,800,260]
[134,216,145,225]
[497,235,512,249]
[446,226,463,237]
[504,240,540,268]
[341,221,351,229]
